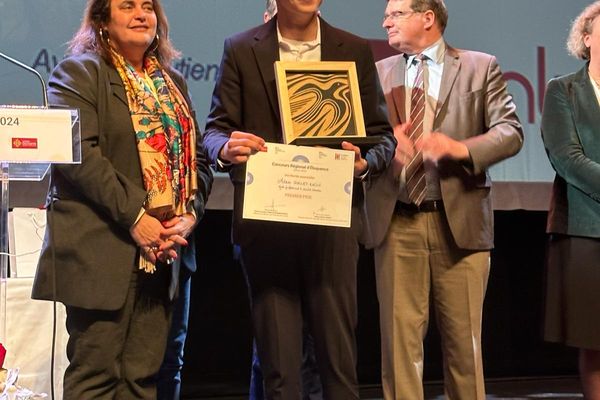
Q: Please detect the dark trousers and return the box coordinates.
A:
[158,266,192,400]
[241,219,360,400]
[249,326,323,400]
[64,267,172,400]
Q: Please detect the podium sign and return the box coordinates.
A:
[0,108,77,163]
[0,106,80,346]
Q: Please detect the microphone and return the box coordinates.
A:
[0,50,48,107]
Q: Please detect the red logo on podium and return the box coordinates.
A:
[12,137,38,149]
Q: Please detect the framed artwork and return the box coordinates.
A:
[274,61,367,145]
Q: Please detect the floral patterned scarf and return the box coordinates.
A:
[111,49,197,272]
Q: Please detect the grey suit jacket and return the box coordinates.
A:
[204,17,395,246]
[362,45,523,250]
[542,65,600,238]
[32,53,213,310]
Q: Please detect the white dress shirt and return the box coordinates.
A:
[399,37,446,202]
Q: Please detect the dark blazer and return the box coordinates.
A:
[362,46,523,250]
[32,53,213,310]
[203,17,395,245]
[542,65,600,237]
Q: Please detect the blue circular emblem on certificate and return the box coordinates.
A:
[292,155,310,163]
[344,181,352,194]
[246,172,254,185]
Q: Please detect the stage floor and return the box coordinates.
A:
[422,376,580,399]
[183,376,582,399]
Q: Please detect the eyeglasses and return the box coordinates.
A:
[383,10,418,23]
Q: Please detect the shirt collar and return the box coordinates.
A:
[405,37,446,68]
[277,17,321,52]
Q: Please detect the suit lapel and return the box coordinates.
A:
[390,56,406,125]
[108,66,128,107]
[320,18,343,61]
[252,18,281,122]
[435,45,460,123]
[572,66,600,139]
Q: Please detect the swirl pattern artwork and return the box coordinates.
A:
[286,72,356,137]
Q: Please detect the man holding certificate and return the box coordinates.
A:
[204,0,395,398]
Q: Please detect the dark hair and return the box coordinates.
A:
[68,0,180,67]
[409,0,448,33]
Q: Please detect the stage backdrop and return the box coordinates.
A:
[0,0,590,184]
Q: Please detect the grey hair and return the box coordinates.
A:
[567,1,600,60]
[409,0,448,33]
[265,0,277,19]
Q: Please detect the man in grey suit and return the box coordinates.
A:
[362,0,523,398]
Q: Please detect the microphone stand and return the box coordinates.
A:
[0,51,48,107]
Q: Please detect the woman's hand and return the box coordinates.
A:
[130,212,196,264]
[130,213,165,248]
[130,213,167,264]
[154,213,197,262]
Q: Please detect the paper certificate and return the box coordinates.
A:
[243,143,355,228]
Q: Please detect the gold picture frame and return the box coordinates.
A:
[275,61,366,145]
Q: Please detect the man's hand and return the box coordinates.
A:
[417,132,470,163]
[341,141,368,177]
[219,131,267,164]
[392,122,416,177]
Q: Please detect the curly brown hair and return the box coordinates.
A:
[68,0,180,67]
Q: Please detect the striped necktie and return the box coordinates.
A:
[405,54,427,206]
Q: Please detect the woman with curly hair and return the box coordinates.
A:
[541,2,600,398]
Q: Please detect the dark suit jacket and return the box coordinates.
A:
[542,65,600,237]
[362,45,523,250]
[203,17,395,245]
[32,53,213,310]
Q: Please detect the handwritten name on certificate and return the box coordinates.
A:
[243,143,355,228]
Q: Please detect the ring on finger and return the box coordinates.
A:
[145,245,158,252]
